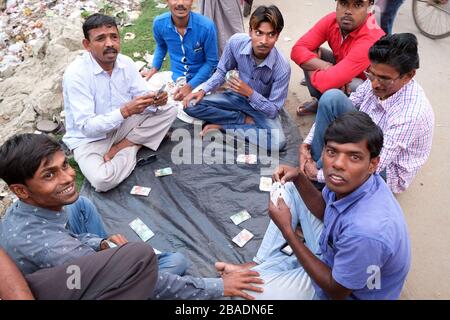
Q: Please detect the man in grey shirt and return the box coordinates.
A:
[0,134,263,300]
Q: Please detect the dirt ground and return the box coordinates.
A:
[244,0,450,299]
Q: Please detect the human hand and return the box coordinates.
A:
[183,90,205,109]
[154,90,168,106]
[227,76,253,98]
[174,83,193,101]
[121,93,156,118]
[304,160,319,181]
[100,234,128,250]
[272,165,300,185]
[299,143,313,174]
[268,197,294,237]
[222,270,264,300]
[141,67,157,81]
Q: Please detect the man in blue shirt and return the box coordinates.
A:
[0,133,264,300]
[143,0,219,101]
[183,5,290,151]
[216,111,411,299]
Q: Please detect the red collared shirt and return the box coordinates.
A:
[291,12,385,93]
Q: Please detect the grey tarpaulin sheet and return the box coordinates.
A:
[81,109,301,277]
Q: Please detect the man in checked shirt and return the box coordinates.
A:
[300,33,434,194]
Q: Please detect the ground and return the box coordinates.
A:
[245,0,450,299]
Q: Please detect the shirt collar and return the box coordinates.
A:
[328,174,377,214]
[16,200,66,221]
[88,52,124,75]
[239,38,277,70]
[376,79,415,110]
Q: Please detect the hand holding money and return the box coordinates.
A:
[100,234,128,250]
[226,70,253,98]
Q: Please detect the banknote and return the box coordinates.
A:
[129,218,155,242]
[130,185,152,196]
[226,70,239,81]
[232,229,254,248]
[259,177,272,192]
[230,210,251,225]
[237,154,257,164]
[155,167,173,177]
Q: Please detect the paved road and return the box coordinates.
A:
[245,0,450,299]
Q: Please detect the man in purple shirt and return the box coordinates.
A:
[216,111,411,299]
[183,5,291,151]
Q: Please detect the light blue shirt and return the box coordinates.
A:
[152,11,218,88]
[62,52,150,150]
[202,33,291,119]
[315,174,411,300]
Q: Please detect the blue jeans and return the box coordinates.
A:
[66,196,187,276]
[378,0,405,34]
[246,182,323,300]
[185,91,286,151]
[310,89,356,168]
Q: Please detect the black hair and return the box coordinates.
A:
[324,111,384,158]
[82,13,117,40]
[335,0,375,6]
[0,134,63,185]
[249,5,284,34]
[369,33,420,75]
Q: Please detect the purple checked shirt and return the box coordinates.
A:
[305,79,434,193]
[202,33,291,119]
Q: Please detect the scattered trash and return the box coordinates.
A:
[124,32,136,40]
[133,52,141,58]
[143,52,154,65]
[155,2,168,9]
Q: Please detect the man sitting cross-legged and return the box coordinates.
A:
[183,5,290,151]
[0,134,265,300]
[216,111,411,300]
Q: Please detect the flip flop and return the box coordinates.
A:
[296,98,318,116]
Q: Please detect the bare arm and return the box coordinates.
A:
[0,248,34,300]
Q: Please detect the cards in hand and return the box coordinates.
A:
[129,218,154,242]
[232,229,254,247]
[130,186,151,196]
[105,240,117,248]
[259,177,272,192]
[155,167,172,177]
[230,210,251,225]
[270,182,286,206]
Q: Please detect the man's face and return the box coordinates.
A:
[13,151,79,211]
[83,24,120,69]
[249,22,279,60]
[336,0,371,34]
[167,0,193,20]
[322,140,379,199]
[366,62,414,99]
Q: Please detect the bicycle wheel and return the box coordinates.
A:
[413,0,450,39]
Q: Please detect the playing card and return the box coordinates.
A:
[232,229,254,248]
[230,210,251,225]
[129,218,155,242]
[259,177,272,192]
[105,240,117,248]
[155,167,173,177]
[237,154,257,164]
[270,182,285,206]
[226,70,239,81]
[130,186,151,196]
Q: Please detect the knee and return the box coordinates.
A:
[160,251,189,275]
[88,175,119,193]
[318,89,351,115]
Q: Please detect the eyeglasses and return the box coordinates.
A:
[363,70,402,86]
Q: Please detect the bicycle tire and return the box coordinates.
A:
[413,0,450,39]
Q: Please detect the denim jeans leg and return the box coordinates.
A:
[380,0,405,34]
[311,89,356,166]
[66,196,108,238]
[157,252,188,276]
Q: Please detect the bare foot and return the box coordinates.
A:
[104,138,141,162]
[199,124,223,137]
[244,115,255,125]
[215,261,257,275]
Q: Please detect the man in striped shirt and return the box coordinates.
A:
[183,5,291,151]
[300,33,434,193]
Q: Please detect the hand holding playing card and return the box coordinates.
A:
[101,234,128,250]
[272,165,300,185]
[268,197,294,237]
[227,76,253,98]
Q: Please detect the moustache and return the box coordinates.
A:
[257,45,269,50]
[175,5,186,10]
[103,48,118,54]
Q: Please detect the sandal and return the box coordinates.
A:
[296,98,318,116]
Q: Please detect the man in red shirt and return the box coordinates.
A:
[291,0,384,116]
